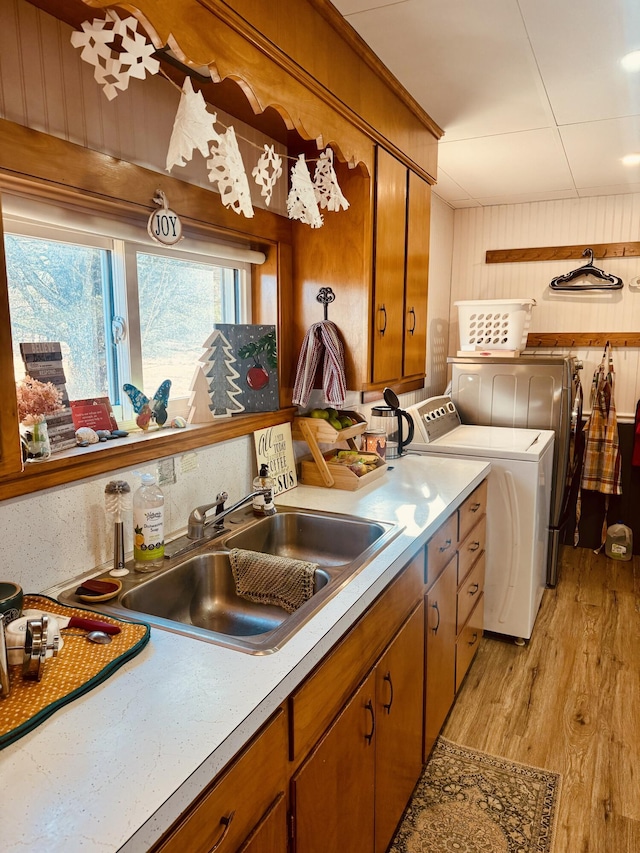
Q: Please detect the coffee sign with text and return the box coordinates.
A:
[253,423,297,495]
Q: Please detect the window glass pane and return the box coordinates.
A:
[5,234,110,399]
[136,252,235,398]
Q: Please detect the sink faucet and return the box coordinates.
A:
[187,488,276,540]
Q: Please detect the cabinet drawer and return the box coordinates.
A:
[458,480,487,543]
[456,595,484,692]
[457,515,486,584]
[289,552,424,764]
[457,552,485,632]
[155,709,287,853]
[426,512,458,587]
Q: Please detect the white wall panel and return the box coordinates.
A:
[449,194,640,418]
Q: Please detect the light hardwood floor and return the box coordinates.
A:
[442,545,640,853]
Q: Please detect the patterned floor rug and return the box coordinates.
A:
[390,737,561,853]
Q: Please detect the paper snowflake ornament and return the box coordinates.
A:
[70,12,159,101]
[166,77,219,171]
[314,148,350,212]
[207,126,254,218]
[287,154,323,228]
[252,145,283,207]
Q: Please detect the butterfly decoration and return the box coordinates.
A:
[123,379,171,430]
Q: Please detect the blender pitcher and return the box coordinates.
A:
[370,389,415,459]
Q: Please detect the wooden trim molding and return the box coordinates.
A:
[526,333,640,349]
[0,409,296,502]
[486,242,640,264]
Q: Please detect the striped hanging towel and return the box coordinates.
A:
[574,343,622,550]
[292,320,347,408]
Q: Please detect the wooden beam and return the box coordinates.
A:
[526,333,640,348]
[486,242,640,264]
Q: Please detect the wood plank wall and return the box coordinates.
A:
[449,195,640,419]
[0,0,288,215]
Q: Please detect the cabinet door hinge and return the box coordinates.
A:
[288,809,296,842]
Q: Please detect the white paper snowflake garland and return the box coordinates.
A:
[314,148,349,212]
[166,77,219,171]
[287,154,323,228]
[207,126,255,218]
[70,13,159,101]
[252,145,283,207]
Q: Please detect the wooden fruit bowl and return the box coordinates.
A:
[292,410,366,444]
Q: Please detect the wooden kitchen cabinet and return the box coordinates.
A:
[289,560,425,853]
[423,479,487,759]
[0,201,23,480]
[374,602,425,853]
[372,149,431,388]
[152,708,288,853]
[424,555,457,759]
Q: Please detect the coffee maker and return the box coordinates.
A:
[369,389,415,459]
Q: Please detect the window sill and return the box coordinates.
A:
[1,409,296,502]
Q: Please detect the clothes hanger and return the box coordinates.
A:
[549,248,623,291]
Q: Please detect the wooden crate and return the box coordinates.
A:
[300,450,386,491]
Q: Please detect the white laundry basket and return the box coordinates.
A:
[455,298,536,351]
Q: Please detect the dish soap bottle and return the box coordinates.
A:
[133,473,165,571]
[252,464,276,516]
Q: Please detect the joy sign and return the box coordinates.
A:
[147,190,183,246]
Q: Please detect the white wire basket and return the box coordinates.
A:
[455,298,536,351]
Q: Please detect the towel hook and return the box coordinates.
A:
[316,287,335,320]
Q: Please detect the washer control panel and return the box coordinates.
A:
[405,395,461,443]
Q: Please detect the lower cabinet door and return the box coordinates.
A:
[424,555,457,760]
[237,793,288,853]
[374,602,425,853]
[291,671,377,853]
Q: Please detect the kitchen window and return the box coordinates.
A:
[4,198,257,426]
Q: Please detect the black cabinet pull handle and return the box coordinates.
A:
[468,541,480,552]
[439,538,452,553]
[431,601,441,634]
[365,699,375,743]
[468,582,479,596]
[468,632,479,647]
[408,307,416,335]
[378,304,387,335]
[210,811,235,851]
[470,502,481,513]
[383,671,394,713]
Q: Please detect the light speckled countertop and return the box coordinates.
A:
[0,454,489,852]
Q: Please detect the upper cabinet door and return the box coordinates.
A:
[372,148,407,385]
[404,172,431,378]
[0,199,23,479]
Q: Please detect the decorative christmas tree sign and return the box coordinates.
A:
[207,324,279,413]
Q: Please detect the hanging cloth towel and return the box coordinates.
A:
[574,343,622,550]
[292,320,347,408]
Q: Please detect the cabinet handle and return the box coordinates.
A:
[407,306,416,335]
[209,811,235,852]
[468,541,480,552]
[439,538,452,553]
[431,601,441,634]
[468,582,479,596]
[365,699,375,744]
[378,304,387,335]
[469,502,481,513]
[383,671,394,713]
[468,632,479,647]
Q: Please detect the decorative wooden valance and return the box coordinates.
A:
[526,333,640,348]
[487,242,640,264]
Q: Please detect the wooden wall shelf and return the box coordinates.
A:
[526,333,640,348]
[487,242,640,264]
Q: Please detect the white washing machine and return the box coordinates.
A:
[405,395,555,641]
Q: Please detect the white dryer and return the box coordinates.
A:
[405,396,555,642]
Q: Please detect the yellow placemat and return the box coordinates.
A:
[0,594,150,750]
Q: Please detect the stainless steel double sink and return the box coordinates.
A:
[52,507,400,654]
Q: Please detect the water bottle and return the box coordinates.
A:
[605,522,633,562]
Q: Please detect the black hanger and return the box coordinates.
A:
[549,248,623,291]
